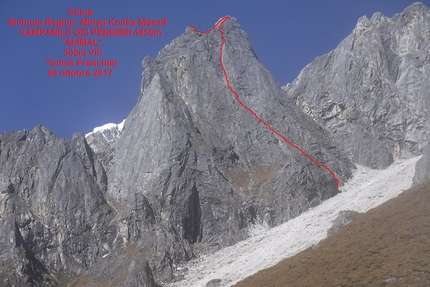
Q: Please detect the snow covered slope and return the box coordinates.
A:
[167,155,420,287]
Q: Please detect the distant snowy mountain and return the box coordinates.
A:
[85,119,125,140]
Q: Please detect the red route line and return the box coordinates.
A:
[189,16,340,188]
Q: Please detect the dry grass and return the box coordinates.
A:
[233,180,430,287]
[224,169,251,191]
[72,275,90,287]
[224,165,277,195]
[254,166,276,185]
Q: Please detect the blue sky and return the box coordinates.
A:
[0,0,424,138]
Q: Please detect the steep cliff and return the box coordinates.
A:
[99,16,354,284]
[0,126,115,285]
[107,16,353,249]
[2,3,430,286]
[283,2,430,169]
[413,143,430,185]
[0,16,354,286]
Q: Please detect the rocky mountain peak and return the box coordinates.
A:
[107,13,354,273]
[370,11,389,26]
[284,2,430,169]
[355,15,372,31]
[2,4,430,286]
[398,1,429,17]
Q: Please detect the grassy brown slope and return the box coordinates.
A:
[233,180,430,287]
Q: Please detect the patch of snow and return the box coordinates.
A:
[117,119,126,132]
[85,119,126,138]
[168,156,421,287]
[93,123,118,134]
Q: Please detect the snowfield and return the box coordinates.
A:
[168,156,421,287]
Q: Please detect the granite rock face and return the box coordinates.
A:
[100,16,354,284]
[3,3,430,285]
[85,121,125,187]
[107,16,353,253]
[0,126,162,286]
[0,126,116,285]
[412,144,430,185]
[327,210,361,237]
[283,2,430,169]
[0,16,354,286]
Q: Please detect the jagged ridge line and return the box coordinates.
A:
[189,16,340,188]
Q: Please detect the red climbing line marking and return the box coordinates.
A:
[189,16,340,188]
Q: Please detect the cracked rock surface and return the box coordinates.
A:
[0,17,353,286]
[283,2,430,169]
[2,3,430,286]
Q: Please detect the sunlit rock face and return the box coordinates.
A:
[2,3,430,286]
[283,2,430,169]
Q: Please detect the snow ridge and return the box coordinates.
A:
[85,119,126,138]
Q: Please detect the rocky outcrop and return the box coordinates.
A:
[0,126,167,286]
[283,2,430,169]
[327,210,361,237]
[0,126,115,285]
[412,144,430,185]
